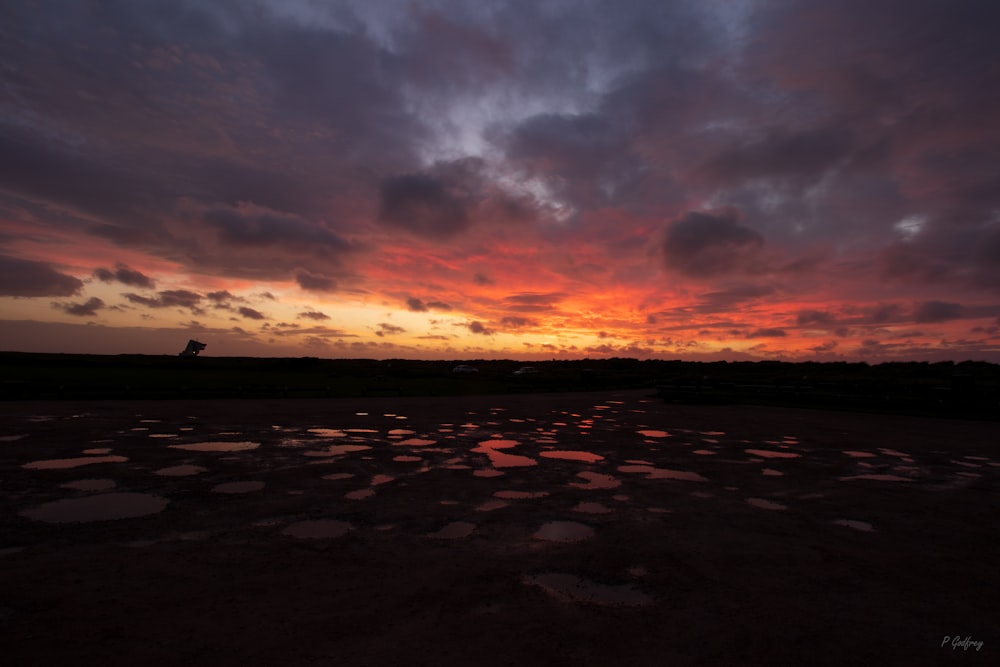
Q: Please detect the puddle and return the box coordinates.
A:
[838,474,913,482]
[646,507,671,513]
[568,472,621,490]
[473,469,505,478]
[472,439,537,468]
[20,493,168,523]
[60,479,116,491]
[878,448,909,457]
[692,449,716,456]
[843,451,876,458]
[428,521,476,539]
[388,429,416,436]
[212,481,265,494]
[494,490,549,499]
[625,459,653,465]
[393,455,422,462]
[282,520,352,539]
[476,500,509,512]
[322,473,355,481]
[617,465,707,482]
[345,489,375,500]
[0,434,28,442]
[833,519,875,532]
[533,521,595,542]
[395,438,437,447]
[539,451,604,463]
[761,468,784,477]
[307,428,347,438]
[303,444,372,457]
[637,430,670,438]
[155,464,208,477]
[82,448,112,455]
[371,474,394,486]
[24,455,128,470]
[613,494,630,502]
[745,498,786,510]
[690,491,713,498]
[148,434,178,439]
[169,441,259,452]
[525,573,651,606]
[573,502,612,514]
[745,449,800,459]
[346,429,378,433]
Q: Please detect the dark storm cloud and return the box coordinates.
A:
[295,272,337,293]
[694,284,775,313]
[502,293,565,313]
[378,173,469,239]
[238,307,266,320]
[124,290,202,310]
[375,323,405,337]
[55,297,105,317]
[202,207,352,257]
[659,210,764,277]
[0,255,82,297]
[93,264,156,289]
[913,301,964,324]
[797,310,835,326]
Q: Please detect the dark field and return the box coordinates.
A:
[1,387,997,666]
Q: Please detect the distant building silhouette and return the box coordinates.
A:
[179,339,206,357]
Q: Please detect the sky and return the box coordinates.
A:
[2,0,999,361]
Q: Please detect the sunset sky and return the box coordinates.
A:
[2,0,999,361]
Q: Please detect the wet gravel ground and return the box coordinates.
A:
[1,390,997,666]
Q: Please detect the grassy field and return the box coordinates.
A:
[1,352,998,419]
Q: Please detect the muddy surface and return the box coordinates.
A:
[1,390,996,665]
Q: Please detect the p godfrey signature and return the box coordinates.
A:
[942,636,984,651]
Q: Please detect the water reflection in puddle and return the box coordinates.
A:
[345,489,375,500]
[0,434,27,442]
[745,449,800,459]
[474,469,505,478]
[494,490,549,499]
[322,473,354,481]
[617,465,707,482]
[82,448,112,455]
[569,472,621,490]
[833,519,874,532]
[838,474,912,482]
[539,450,603,463]
[745,498,786,510]
[155,464,208,477]
[388,429,416,436]
[428,521,476,539]
[282,520,352,539]
[24,455,128,470]
[761,468,784,477]
[303,444,372,457]
[395,438,437,447]
[308,428,347,438]
[393,455,422,462]
[533,521,594,542]
[472,439,537,468]
[476,500,508,512]
[692,450,716,456]
[61,478,116,491]
[843,451,876,458]
[637,430,670,438]
[169,441,259,452]
[573,502,612,514]
[371,474,394,486]
[21,493,168,522]
[212,481,265,494]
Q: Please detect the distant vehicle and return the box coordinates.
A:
[513,366,539,376]
[452,365,479,374]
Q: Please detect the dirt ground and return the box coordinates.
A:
[1,390,996,666]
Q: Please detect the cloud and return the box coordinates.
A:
[659,210,764,277]
[467,321,493,335]
[378,173,469,239]
[202,205,352,257]
[375,323,406,337]
[297,311,330,321]
[797,309,835,326]
[238,307,266,320]
[913,300,963,324]
[406,297,451,312]
[500,316,537,328]
[54,297,105,317]
[93,264,156,288]
[0,255,83,297]
[124,290,203,310]
[295,272,337,292]
[746,328,788,338]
